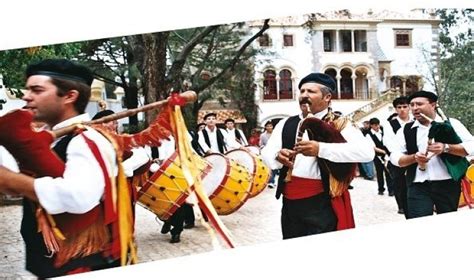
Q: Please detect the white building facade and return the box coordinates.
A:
[249,9,441,126]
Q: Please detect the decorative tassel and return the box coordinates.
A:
[171,103,235,248]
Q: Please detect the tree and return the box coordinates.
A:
[0,19,271,132]
[434,9,473,132]
[78,37,142,132]
[0,43,83,95]
[128,20,270,127]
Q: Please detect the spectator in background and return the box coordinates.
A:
[224,118,248,150]
[197,112,228,154]
[248,128,261,146]
[359,120,375,180]
[260,121,278,188]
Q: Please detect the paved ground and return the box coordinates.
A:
[0,177,405,279]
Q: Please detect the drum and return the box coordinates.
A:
[459,164,474,208]
[245,145,261,156]
[225,149,271,198]
[137,152,211,220]
[202,153,252,215]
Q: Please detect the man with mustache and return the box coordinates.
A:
[261,72,374,239]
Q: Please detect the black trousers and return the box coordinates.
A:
[388,163,408,216]
[281,193,337,239]
[407,179,461,219]
[165,203,195,235]
[183,203,195,225]
[374,157,392,193]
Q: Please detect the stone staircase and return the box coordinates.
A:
[346,89,401,122]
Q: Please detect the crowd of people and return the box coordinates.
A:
[0,59,472,278]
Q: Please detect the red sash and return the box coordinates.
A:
[283,176,324,200]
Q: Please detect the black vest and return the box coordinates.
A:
[201,128,227,153]
[389,119,402,134]
[275,116,330,199]
[368,128,390,157]
[403,121,418,185]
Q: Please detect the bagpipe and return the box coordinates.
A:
[286,106,356,230]
[419,107,472,208]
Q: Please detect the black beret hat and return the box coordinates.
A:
[298,73,336,92]
[26,59,94,86]
[369,117,380,125]
[92,109,115,120]
[224,118,235,124]
[203,112,217,120]
[392,96,409,107]
[408,90,438,103]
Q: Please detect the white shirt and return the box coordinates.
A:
[122,147,150,177]
[197,126,227,153]
[261,109,374,180]
[225,128,248,149]
[147,136,177,173]
[0,146,19,172]
[390,116,474,183]
[34,114,118,215]
[259,131,272,148]
[365,128,383,148]
[382,116,410,153]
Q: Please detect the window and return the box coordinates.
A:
[263,70,277,100]
[394,29,412,47]
[259,34,270,47]
[354,30,367,52]
[323,30,335,52]
[283,34,294,47]
[340,30,352,52]
[279,70,293,99]
[262,69,294,101]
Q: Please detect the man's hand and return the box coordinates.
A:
[427,142,445,156]
[276,148,297,168]
[414,151,430,165]
[294,140,319,157]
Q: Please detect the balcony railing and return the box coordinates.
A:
[346,89,400,122]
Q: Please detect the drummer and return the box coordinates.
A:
[197,112,229,154]
[224,118,248,150]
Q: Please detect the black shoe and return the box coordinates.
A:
[161,222,171,234]
[397,209,405,215]
[378,191,384,195]
[184,223,195,229]
[388,192,395,197]
[170,234,181,243]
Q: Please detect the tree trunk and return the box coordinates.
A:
[140,32,170,124]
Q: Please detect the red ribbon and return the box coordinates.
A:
[168,92,186,106]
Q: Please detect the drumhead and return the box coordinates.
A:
[202,154,228,196]
[245,145,260,156]
[226,149,255,174]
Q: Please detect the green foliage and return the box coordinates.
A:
[0,43,84,92]
[438,41,473,133]
[434,9,474,132]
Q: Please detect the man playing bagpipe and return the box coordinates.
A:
[261,73,374,239]
[390,90,474,219]
[0,59,136,277]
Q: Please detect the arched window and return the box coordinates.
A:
[263,70,277,100]
[324,68,338,99]
[340,68,353,99]
[279,69,293,99]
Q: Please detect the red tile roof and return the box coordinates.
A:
[198,109,247,124]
